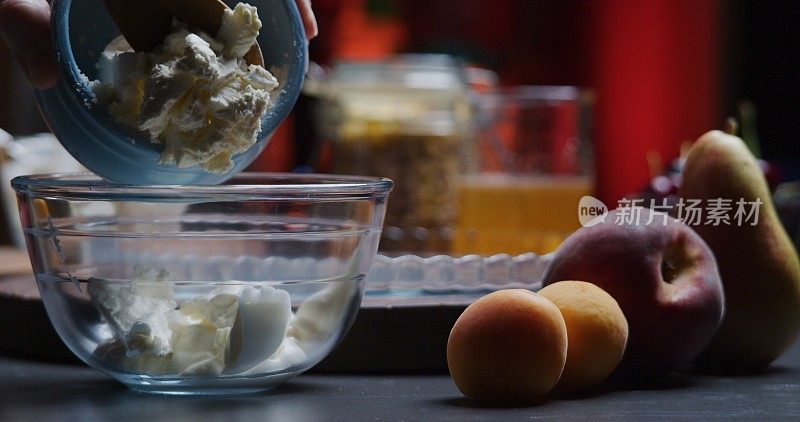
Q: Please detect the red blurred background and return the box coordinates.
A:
[244,0,796,205]
[1,0,798,230]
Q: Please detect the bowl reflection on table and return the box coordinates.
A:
[11,173,392,395]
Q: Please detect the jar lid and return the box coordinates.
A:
[315,54,470,97]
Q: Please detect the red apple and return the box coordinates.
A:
[542,207,724,378]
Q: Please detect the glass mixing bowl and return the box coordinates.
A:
[12,173,392,395]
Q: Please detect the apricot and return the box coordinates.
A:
[539,280,628,391]
[446,289,567,403]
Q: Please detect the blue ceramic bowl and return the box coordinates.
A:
[37,0,308,185]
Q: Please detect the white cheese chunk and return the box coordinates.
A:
[89,2,277,174]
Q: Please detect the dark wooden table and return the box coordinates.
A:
[1,246,799,420]
[0,338,798,421]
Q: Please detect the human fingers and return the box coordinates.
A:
[0,0,59,89]
[295,0,317,40]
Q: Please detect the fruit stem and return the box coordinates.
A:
[723,117,738,136]
[738,100,762,159]
[661,259,677,283]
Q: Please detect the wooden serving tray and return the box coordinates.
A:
[0,273,79,362]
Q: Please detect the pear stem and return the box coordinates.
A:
[738,101,762,159]
[723,117,739,136]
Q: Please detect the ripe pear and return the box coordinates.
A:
[680,130,800,371]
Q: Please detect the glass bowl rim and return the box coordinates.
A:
[12,172,393,201]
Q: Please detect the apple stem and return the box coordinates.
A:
[661,259,677,283]
[724,117,738,136]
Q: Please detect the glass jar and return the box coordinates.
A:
[453,86,595,256]
[313,55,474,253]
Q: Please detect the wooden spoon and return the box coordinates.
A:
[99,0,264,66]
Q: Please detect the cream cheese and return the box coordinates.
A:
[91,3,278,174]
[89,267,357,377]
[87,268,175,357]
[246,281,357,374]
[225,285,292,373]
[218,3,262,59]
[89,274,292,377]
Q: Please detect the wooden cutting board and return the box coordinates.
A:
[0,273,79,362]
[0,247,32,277]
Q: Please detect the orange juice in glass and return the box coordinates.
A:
[453,86,594,256]
[454,174,593,255]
